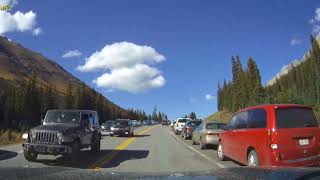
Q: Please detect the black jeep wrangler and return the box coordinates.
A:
[22,110,101,162]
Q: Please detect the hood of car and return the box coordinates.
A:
[32,124,80,134]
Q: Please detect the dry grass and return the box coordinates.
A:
[205,111,233,123]
[0,129,23,146]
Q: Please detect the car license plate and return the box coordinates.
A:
[36,145,46,153]
[299,139,309,146]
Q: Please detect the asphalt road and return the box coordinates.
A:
[0,125,239,173]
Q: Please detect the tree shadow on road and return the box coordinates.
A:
[0,150,18,161]
[34,149,149,169]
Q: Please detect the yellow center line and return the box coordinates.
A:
[88,125,158,169]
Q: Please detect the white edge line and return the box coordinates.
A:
[170,131,225,168]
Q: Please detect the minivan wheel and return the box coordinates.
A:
[248,150,259,166]
[23,149,38,162]
[217,142,225,161]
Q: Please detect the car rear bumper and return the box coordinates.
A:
[22,143,72,155]
[205,136,219,145]
[272,154,320,167]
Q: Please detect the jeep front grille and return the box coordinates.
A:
[35,132,55,144]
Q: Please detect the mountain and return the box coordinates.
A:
[0,36,81,94]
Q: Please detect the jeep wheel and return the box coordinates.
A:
[69,141,80,162]
[23,149,38,162]
[91,137,101,152]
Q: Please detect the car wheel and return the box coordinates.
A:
[248,150,259,166]
[131,131,134,137]
[217,142,226,161]
[192,137,196,145]
[183,134,187,140]
[23,149,38,162]
[200,138,206,150]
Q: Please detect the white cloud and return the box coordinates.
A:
[62,50,82,58]
[77,41,165,72]
[290,38,301,46]
[32,27,42,36]
[0,10,41,36]
[93,64,165,93]
[205,94,215,101]
[78,41,166,93]
[310,8,320,35]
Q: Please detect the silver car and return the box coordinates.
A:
[192,122,226,150]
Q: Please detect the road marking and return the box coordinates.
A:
[88,125,157,169]
[169,131,225,168]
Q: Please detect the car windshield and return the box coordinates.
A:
[104,121,115,126]
[206,123,225,130]
[276,108,319,128]
[114,120,129,126]
[44,111,81,124]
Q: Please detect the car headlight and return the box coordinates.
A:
[101,126,105,129]
[57,132,63,141]
[30,130,36,138]
[110,127,114,130]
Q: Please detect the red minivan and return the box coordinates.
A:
[217,104,320,167]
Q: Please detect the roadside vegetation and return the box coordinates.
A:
[217,35,320,117]
[0,129,23,146]
[205,111,232,123]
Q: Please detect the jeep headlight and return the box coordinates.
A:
[57,132,63,141]
[30,130,36,139]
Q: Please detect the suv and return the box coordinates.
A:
[110,119,134,137]
[22,110,101,162]
[181,120,202,140]
[217,104,320,167]
[174,118,191,134]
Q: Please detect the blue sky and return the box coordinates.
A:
[1,0,320,119]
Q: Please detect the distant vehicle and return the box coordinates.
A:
[174,118,192,135]
[131,120,139,127]
[162,120,170,126]
[101,120,116,136]
[143,119,152,126]
[170,121,176,130]
[110,119,134,137]
[181,120,202,140]
[192,122,226,149]
[22,110,101,162]
[218,104,320,167]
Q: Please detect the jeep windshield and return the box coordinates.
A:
[44,111,81,124]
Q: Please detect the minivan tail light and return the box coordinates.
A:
[271,144,278,150]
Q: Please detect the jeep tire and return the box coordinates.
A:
[23,149,38,162]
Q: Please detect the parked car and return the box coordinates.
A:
[192,121,226,149]
[181,120,202,140]
[174,118,191,134]
[170,121,176,130]
[217,104,320,167]
[110,119,134,137]
[101,120,116,136]
[22,110,101,162]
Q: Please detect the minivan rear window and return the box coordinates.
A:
[276,108,319,129]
